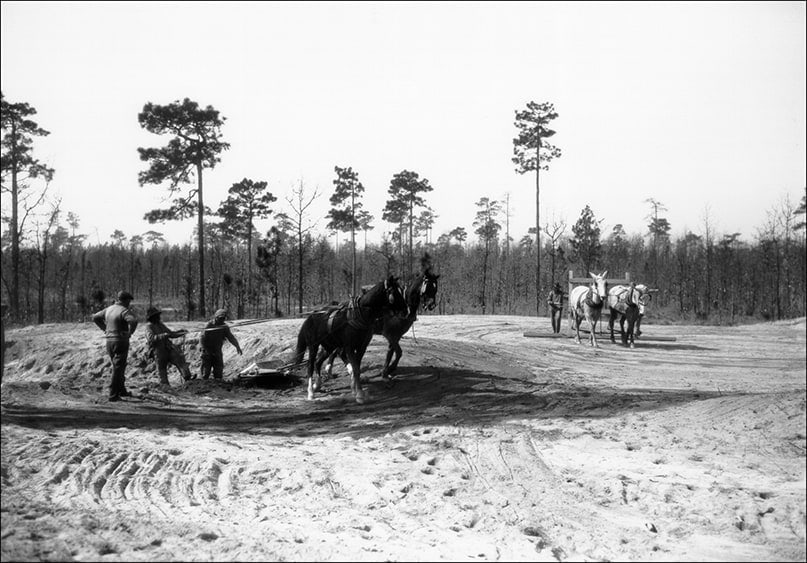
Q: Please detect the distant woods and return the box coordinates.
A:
[2,94,806,325]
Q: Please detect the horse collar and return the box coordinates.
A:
[346,297,373,329]
[585,288,604,308]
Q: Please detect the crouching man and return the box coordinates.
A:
[144,306,192,384]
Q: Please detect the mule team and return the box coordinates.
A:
[569,271,652,349]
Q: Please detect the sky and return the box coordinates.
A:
[1,1,805,247]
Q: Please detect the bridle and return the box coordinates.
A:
[584,281,606,308]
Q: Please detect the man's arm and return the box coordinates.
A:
[123,308,138,334]
[92,309,106,332]
[168,326,187,338]
[225,327,242,355]
[145,324,162,348]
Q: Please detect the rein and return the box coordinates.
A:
[402,279,422,320]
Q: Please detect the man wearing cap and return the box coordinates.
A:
[144,306,192,384]
[200,308,242,380]
[547,282,565,334]
[92,291,139,401]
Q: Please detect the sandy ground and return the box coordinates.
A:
[1,314,805,562]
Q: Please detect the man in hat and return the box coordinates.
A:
[144,306,192,384]
[92,291,138,401]
[200,308,242,380]
[547,282,565,334]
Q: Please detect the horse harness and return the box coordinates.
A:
[613,287,639,306]
[584,288,605,309]
[324,280,403,332]
[320,298,370,333]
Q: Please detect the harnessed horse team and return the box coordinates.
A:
[292,257,650,404]
[293,256,439,404]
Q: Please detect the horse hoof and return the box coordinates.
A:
[355,391,366,404]
[307,392,315,400]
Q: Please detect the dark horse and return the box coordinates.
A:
[322,264,440,381]
[294,275,407,404]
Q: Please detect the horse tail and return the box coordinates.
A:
[294,318,309,365]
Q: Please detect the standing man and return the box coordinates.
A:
[144,306,192,385]
[547,282,565,334]
[93,291,138,401]
[200,308,242,380]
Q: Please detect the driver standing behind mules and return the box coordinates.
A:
[547,282,565,334]
[200,308,242,380]
[144,306,193,384]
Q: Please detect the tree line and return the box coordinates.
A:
[2,93,805,326]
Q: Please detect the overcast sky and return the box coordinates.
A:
[2,1,805,247]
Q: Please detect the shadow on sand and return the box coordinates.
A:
[2,364,739,439]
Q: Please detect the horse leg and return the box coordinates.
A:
[342,350,353,378]
[381,345,395,380]
[317,348,331,378]
[307,344,320,400]
[320,348,340,379]
[589,312,600,347]
[344,348,365,404]
[320,347,342,380]
[628,318,635,349]
[572,312,582,344]
[391,341,403,373]
[608,309,617,343]
[387,340,403,378]
[626,310,636,348]
[619,314,628,346]
[635,315,643,338]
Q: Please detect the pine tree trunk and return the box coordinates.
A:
[196,162,206,318]
[535,159,541,317]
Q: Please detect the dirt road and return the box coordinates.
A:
[1,315,805,561]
